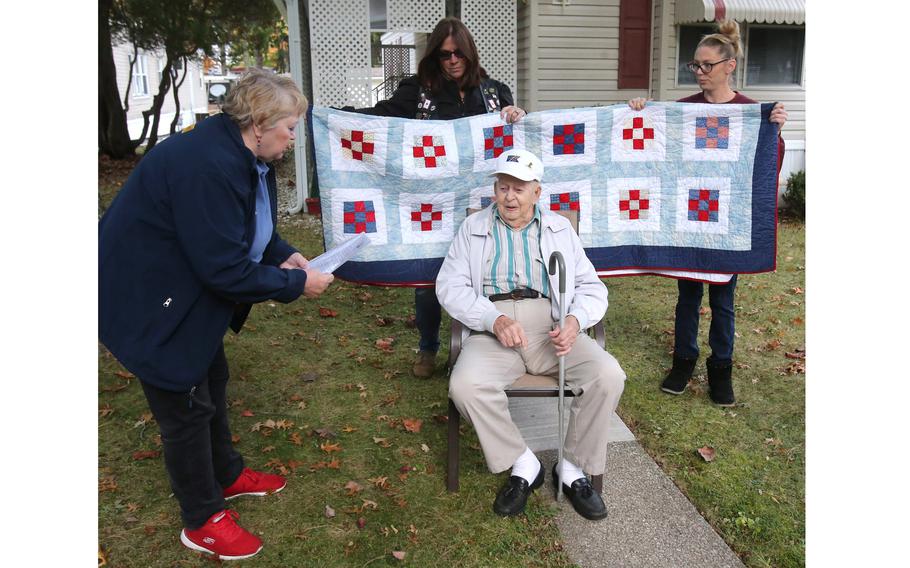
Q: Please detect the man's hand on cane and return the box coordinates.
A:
[549,315,580,357]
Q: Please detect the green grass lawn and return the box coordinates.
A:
[98,162,804,567]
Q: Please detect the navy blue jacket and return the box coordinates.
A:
[99,113,307,392]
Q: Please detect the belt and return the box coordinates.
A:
[488,288,543,302]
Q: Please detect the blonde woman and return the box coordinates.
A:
[629,21,786,406]
[100,69,334,560]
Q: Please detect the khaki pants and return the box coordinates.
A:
[449,298,626,474]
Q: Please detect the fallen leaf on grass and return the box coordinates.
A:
[765,339,782,351]
[289,432,303,446]
[98,546,108,567]
[791,286,804,294]
[319,307,338,318]
[392,551,406,560]
[369,476,390,489]
[133,413,154,428]
[99,404,114,418]
[114,370,134,379]
[362,499,378,510]
[99,477,118,493]
[313,427,337,439]
[403,315,416,328]
[782,361,805,375]
[373,437,392,448]
[132,450,160,461]
[300,372,320,383]
[375,316,394,327]
[403,418,423,433]
[320,442,342,453]
[785,349,806,359]
[324,505,336,518]
[357,517,366,529]
[344,481,363,496]
[697,446,716,462]
[420,444,430,453]
[341,426,358,433]
[240,409,255,417]
[375,338,395,352]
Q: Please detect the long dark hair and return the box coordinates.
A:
[417,17,487,93]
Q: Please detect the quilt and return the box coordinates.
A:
[310,102,779,286]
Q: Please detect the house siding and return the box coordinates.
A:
[524,0,652,111]
[112,42,208,140]
[518,0,803,143]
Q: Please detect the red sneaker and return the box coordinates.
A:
[180,510,262,560]
[223,467,287,500]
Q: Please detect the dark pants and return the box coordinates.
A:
[140,344,244,529]
[673,276,737,364]
[415,287,441,353]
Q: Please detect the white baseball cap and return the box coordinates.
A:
[490,148,544,182]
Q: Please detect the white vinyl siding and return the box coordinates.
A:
[516,0,804,142]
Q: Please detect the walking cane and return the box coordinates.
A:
[548,251,566,502]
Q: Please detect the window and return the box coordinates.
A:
[676,23,804,88]
[132,54,149,96]
[745,26,804,86]
[369,0,387,31]
[676,24,715,86]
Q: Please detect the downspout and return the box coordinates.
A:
[275,0,309,214]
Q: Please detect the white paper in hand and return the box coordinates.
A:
[308,233,370,274]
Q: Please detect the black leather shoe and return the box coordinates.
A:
[552,464,608,521]
[493,459,544,516]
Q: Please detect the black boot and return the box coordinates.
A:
[661,356,697,395]
[706,358,735,406]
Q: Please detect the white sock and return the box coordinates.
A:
[511,447,541,483]
[558,458,585,486]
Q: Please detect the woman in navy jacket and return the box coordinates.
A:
[99,69,333,560]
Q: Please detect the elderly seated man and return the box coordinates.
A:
[436,149,626,520]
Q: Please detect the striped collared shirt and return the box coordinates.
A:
[483,205,549,298]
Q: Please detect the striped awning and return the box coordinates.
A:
[675,0,805,25]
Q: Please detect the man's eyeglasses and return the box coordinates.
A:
[686,58,731,74]
[437,49,466,61]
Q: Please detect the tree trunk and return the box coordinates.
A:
[98,0,134,159]
[169,58,188,134]
[143,55,174,152]
[123,43,138,112]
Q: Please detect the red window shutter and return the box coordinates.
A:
[618,0,652,89]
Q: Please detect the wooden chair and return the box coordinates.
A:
[444,208,605,493]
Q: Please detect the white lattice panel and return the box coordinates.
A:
[308,0,371,107]
[388,0,445,33]
[461,0,517,99]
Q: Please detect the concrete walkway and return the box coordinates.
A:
[510,399,745,568]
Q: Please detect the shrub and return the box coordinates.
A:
[783,170,805,220]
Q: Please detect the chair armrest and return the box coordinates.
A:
[447,319,465,375]
[589,320,605,350]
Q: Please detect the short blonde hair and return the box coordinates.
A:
[697,20,742,60]
[222,68,308,131]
